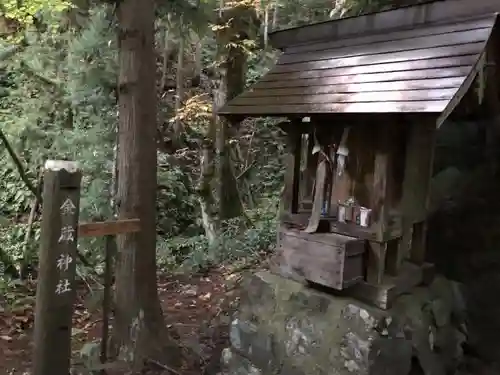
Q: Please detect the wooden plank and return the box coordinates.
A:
[274,42,485,73]
[33,160,82,375]
[280,28,491,65]
[281,212,402,242]
[233,89,455,106]
[253,76,464,94]
[265,55,477,80]
[347,262,435,310]
[251,77,464,93]
[282,227,365,248]
[260,65,473,83]
[280,228,366,254]
[78,219,141,238]
[437,51,486,127]
[269,1,500,49]
[218,57,478,114]
[284,15,496,55]
[219,101,448,115]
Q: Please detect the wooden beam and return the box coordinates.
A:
[366,123,392,284]
[291,134,301,214]
[411,221,427,265]
[387,220,413,276]
[482,33,500,175]
[397,119,436,264]
[78,219,141,238]
[437,51,486,128]
[282,128,302,214]
[366,242,388,285]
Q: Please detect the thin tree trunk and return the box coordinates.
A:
[111,127,118,216]
[174,30,185,146]
[271,0,279,30]
[0,129,40,201]
[198,139,218,245]
[21,168,43,275]
[160,26,173,91]
[264,5,269,48]
[192,36,203,87]
[114,0,181,370]
[216,41,248,221]
[197,80,218,242]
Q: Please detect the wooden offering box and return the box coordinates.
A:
[276,228,365,290]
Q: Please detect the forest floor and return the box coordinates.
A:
[0,264,256,375]
[0,262,497,375]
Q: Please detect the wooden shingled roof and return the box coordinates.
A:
[218,0,500,123]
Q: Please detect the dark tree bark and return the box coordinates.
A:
[113,0,181,369]
[215,4,259,222]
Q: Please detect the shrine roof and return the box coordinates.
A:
[218,0,500,127]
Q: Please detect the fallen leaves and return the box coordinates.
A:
[0,266,247,375]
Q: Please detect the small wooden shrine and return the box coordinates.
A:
[218,0,500,309]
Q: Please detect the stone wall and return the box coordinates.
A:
[220,272,466,375]
[427,119,500,365]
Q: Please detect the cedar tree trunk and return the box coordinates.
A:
[114,0,181,369]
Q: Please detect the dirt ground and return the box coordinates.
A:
[0,266,245,375]
[2,265,498,375]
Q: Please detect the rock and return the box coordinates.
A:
[221,272,466,375]
[221,348,262,375]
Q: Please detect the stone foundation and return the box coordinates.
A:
[220,272,467,375]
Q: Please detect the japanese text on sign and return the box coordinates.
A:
[58,226,75,243]
[55,279,71,294]
[56,254,73,272]
[60,198,76,216]
[55,197,77,296]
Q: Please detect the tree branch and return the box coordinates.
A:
[236,160,255,180]
[0,44,24,62]
[0,129,41,202]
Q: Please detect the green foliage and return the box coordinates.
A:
[2,6,116,215]
[0,223,40,265]
[158,199,279,272]
[157,161,200,237]
[0,6,116,269]
[0,164,33,216]
[0,0,374,278]
[1,0,73,33]
[0,161,39,268]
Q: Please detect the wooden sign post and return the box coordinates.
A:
[32,160,142,375]
[33,160,82,375]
